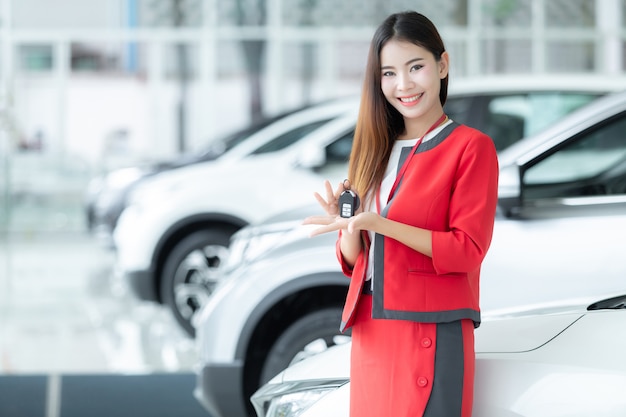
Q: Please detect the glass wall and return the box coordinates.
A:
[3,0,623,174]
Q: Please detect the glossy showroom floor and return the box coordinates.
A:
[0,232,211,417]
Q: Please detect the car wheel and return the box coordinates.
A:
[161,229,233,336]
[260,307,351,384]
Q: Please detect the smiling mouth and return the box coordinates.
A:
[399,93,423,103]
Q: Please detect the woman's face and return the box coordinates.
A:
[380,39,448,126]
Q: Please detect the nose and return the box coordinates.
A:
[397,72,414,91]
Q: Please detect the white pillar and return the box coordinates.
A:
[197,0,218,144]
[146,40,171,158]
[466,0,482,76]
[597,0,622,74]
[265,0,284,114]
[53,40,69,159]
[532,0,547,73]
[0,0,13,82]
[0,0,14,344]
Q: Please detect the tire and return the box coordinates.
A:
[160,229,234,336]
[260,307,351,384]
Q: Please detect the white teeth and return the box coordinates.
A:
[400,93,422,103]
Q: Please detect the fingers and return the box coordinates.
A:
[312,179,350,219]
[313,192,327,207]
[335,180,346,201]
[302,213,352,237]
[308,222,343,237]
[325,180,335,204]
[347,211,377,234]
[313,191,337,216]
[306,179,366,238]
[302,215,336,226]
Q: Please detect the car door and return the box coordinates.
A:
[481,111,626,312]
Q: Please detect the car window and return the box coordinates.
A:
[447,93,602,152]
[523,113,626,199]
[484,93,600,151]
[325,130,354,163]
[444,96,476,127]
[251,119,332,154]
[311,130,354,178]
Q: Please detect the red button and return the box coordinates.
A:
[421,338,432,348]
[417,376,428,387]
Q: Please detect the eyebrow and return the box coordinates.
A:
[381,57,425,70]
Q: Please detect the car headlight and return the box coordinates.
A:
[221,219,305,272]
[251,380,348,417]
[127,175,181,210]
[85,175,105,201]
[106,166,147,190]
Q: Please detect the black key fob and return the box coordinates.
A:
[339,190,360,218]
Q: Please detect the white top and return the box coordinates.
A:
[364,119,453,287]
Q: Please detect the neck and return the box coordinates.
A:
[401,111,447,140]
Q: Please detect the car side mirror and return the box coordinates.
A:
[294,144,326,170]
[497,164,523,217]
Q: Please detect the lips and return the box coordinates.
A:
[398,93,423,105]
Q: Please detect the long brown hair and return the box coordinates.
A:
[348,11,448,203]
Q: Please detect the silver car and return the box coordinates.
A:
[251,294,626,417]
[195,89,626,417]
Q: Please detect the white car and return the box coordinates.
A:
[113,97,358,335]
[193,88,626,417]
[251,294,626,417]
[84,104,327,245]
[113,74,625,336]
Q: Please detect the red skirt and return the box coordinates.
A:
[349,294,475,417]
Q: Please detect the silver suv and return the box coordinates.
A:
[194,88,626,417]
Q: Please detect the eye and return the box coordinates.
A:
[382,70,395,77]
[410,64,423,72]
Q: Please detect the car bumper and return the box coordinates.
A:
[113,205,162,274]
[195,362,247,417]
[124,268,159,302]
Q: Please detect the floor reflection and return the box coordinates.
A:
[0,232,196,375]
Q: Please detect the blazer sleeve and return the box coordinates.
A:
[431,131,499,274]
[336,230,354,277]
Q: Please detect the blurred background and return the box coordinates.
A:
[0,0,625,416]
[2,0,625,232]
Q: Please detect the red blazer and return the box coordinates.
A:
[338,122,499,332]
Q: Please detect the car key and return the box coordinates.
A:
[339,189,360,218]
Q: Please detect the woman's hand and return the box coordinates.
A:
[303,179,376,237]
[304,210,378,236]
[313,179,347,216]
[302,180,344,234]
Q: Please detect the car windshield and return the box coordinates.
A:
[198,101,337,159]
[198,112,292,159]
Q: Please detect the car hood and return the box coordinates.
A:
[131,152,326,202]
[134,157,249,191]
[279,342,351,383]
[275,297,614,385]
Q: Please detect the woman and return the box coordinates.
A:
[304,11,499,417]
